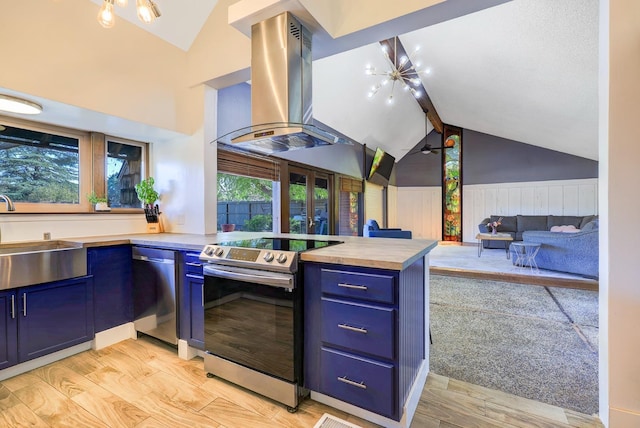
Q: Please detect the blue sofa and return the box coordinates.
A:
[514,219,599,279]
[363,219,412,239]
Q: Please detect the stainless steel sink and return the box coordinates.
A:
[0,240,87,290]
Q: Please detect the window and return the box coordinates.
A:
[0,120,91,212]
[107,139,145,208]
[0,117,148,213]
[217,148,280,232]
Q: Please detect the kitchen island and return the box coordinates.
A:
[1,232,436,428]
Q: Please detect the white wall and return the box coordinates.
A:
[0,215,147,243]
[394,187,442,240]
[391,179,598,242]
[605,0,640,425]
[462,179,598,243]
[364,182,385,227]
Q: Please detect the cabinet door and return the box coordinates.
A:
[184,274,204,349]
[88,245,133,332]
[0,290,18,370]
[18,277,94,362]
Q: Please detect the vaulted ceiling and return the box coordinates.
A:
[24,1,600,162]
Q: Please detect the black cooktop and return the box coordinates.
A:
[213,237,343,253]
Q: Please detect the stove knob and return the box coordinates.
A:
[264,252,274,262]
[204,247,215,256]
[213,247,224,257]
[276,253,288,264]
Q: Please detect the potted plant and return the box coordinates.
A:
[134,177,160,225]
[87,192,110,212]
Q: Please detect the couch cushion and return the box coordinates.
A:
[547,215,582,229]
[517,215,548,232]
[579,215,598,229]
[491,215,516,232]
[581,219,599,231]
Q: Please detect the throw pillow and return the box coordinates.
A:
[550,225,580,233]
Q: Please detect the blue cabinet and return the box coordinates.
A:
[0,290,18,370]
[17,276,94,362]
[304,261,425,422]
[88,245,133,332]
[178,251,204,350]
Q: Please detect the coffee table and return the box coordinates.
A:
[476,232,514,259]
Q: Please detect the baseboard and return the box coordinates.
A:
[93,323,136,350]
[0,342,92,381]
[178,339,205,360]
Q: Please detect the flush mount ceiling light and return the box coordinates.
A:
[97,0,161,29]
[366,36,427,105]
[0,94,43,115]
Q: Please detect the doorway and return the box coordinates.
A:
[286,167,331,235]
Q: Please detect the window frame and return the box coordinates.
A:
[0,116,150,214]
[104,135,148,212]
[0,116,92,213]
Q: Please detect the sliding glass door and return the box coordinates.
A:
[287,167,331,235]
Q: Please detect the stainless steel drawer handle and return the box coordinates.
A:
[22,293,27,317]
[337,283,368,291]
[338,376,367,389]
[186,262,203,267]
[10,295,15,319]
[338,323,368,334]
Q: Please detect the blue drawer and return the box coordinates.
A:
[320,347,395,419]
[321,298,395,359]
[320,268,395,304]
[184,252,204,275]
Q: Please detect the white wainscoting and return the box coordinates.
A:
[392,179,598,242]
[463,179,598,243]
[394,186,442,240]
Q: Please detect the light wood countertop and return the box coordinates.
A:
[65,232,437,271]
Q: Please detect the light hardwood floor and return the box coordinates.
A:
[0,336,603,428]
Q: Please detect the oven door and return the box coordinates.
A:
[203,264,300,383]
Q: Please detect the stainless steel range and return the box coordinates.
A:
[199,237,342,411]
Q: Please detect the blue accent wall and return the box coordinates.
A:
[217,82,251,137]
[395,129,598,187]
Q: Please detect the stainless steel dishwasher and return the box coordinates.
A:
[132,246,177,345]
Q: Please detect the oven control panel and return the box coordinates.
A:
[200,245,298,272]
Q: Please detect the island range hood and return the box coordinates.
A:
[215,12,352,155]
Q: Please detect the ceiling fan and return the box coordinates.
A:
[407,134,445,156]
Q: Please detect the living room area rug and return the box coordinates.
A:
[429,274,599,415]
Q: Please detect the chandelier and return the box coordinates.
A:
[365,37,427,105]
[97,0,161,29]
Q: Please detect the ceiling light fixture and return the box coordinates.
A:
[0,94,43,115]
[366,36,425,105]
[97,0,161,29]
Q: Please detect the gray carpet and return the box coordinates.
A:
[429,275,599,415]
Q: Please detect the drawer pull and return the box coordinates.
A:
[186,262,203,267]
[338,323,368,334]
[337,283,368,291]
[338,376,367,389]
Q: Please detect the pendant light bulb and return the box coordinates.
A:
[97,0,116,29]
[136,0,160,24]
[115,0,128,6]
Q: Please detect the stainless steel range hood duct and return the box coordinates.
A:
[215,12,352,155]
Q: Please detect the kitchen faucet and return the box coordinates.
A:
[0,194,15,243]
[0,194,15,211]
